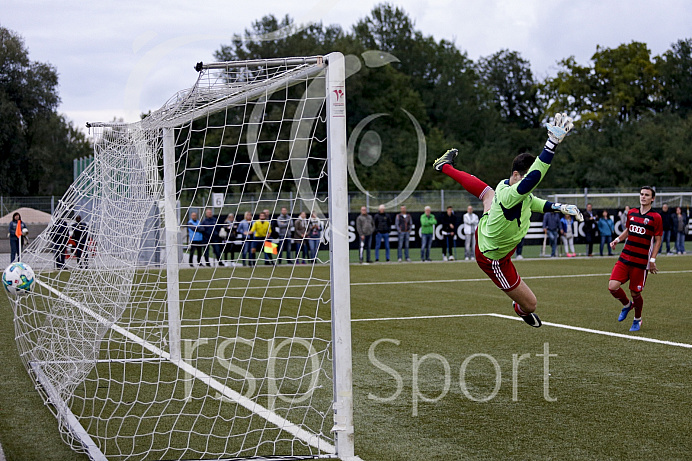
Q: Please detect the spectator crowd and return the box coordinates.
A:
[7,202,686,270]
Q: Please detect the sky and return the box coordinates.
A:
[3,0,691,135]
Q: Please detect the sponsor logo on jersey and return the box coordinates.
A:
[629,224,647,235]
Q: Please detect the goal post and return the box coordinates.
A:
[7,53,360,461]
[162,127,182,362]
[325,53,356,459]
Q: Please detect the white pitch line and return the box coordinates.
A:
[160,313,489,330]
[168,269,692,292]
[352,313,490,322]
[349,269,692,286]
[486,313,692,349]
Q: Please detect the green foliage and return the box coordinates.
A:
[546,42,661,124]
[477,49,543,129]
[6,5,692,197]
[656,38,692,116]
[0,27,92,195]
[549,113,692,188]
[213,5,692,191]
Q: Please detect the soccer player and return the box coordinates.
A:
[433,113,582,327]
[608,187,662,332]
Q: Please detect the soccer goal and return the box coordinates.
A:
[8,53,359,461]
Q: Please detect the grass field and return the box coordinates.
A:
[1,253,691,460]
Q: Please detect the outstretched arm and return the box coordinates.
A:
[530,197,583,222]
[610,228,628,250]
[513,113,574,200]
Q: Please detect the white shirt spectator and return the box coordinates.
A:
[463,211,479,235]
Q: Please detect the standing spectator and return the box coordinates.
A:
[200,208,223,266]
[187,212,205,267]
[8,212,27,263]
[275,207,292,264]
[395,206,413,262]
[263,209,274,239]
[560,215,576,257]
[220,213,238,265]
[542,210,561,257]
[72,215,90,268]
[672,206,688,254]
[355,206,374,264]
[515,238,525,260]
[373,204,391,262]
[583,203,597,256]
[618,205,630,233]
[293,211,309,264]
[463,205,479,261]
[236,211,253,266]
[307,212,322,260]
[419,206,436,262]
[660,203,673,255]
[249,211,272,265]
[440,206,456,261]
[51,218,70,269]
[597,210,615,256]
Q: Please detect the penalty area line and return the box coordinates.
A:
[346,312,692,349]
[486,313,692,349]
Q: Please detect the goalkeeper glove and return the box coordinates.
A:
[552,202,584,222]
[545,113,574,148]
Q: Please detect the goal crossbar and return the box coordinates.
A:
[150,59,328,129]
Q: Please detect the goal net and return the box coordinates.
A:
[8,54,357,461]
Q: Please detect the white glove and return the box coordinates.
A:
[552,202,584,222]
[546,113,574,145]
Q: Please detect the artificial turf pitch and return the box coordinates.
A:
[1,253,691,460]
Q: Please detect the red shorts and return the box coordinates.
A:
[610,260,648,293]
[475,243,520,292]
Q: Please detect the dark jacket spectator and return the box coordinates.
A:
[395,210,413,233]
[373,211,391,234]
[51,219,70,269]
[661,205,673,231]
[200,211,220,243]
[8,212,27,263]
[542,212,561,232]
[440,209,456,234]
[72,215,90,268]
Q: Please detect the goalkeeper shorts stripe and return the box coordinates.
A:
[475,244,521,292]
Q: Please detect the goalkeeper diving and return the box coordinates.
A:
[433,113,581,327]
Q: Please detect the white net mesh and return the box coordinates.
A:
[8,56,346,460]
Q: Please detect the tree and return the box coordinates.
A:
[546,42,660,125]
[0,27,91,195]
[656,38,692,116]
[477,50,543,129]
[215,15,344,62]
[352,4,492,145]
[211,8,692,192]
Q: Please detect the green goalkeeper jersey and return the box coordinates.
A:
[477,155,551,260]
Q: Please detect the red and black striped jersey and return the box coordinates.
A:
[619,208,662,270]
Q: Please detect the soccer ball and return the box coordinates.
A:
[2,262,36,296]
